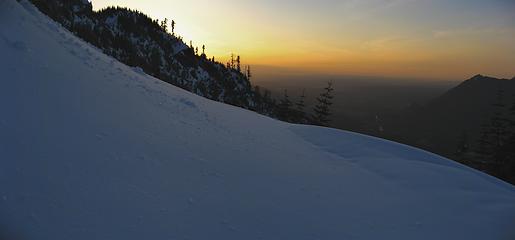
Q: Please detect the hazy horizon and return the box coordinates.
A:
[91,0,515,81]
[249,64,474,84]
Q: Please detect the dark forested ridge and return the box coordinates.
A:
[27,0,266,114]
[27,0,334,125]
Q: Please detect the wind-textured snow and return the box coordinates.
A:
[1,0,515,239]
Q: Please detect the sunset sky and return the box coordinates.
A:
[92,0,515,80]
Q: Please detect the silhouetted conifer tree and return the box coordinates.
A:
[278,90,293,121]
[160,18,168,32]
[293,89,307,122]
[312,81,334,126]
[230,53,235,69]
[246,65,252,80]
[236,55,241,72]
[296,89,306,112]
[171,19,175,35]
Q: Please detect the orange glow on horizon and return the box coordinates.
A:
[91,0,515,80]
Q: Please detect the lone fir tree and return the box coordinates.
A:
[246,65,252,80]
[296,89,306,112]
[278,90,293,122]
[312,81,334,126]
[294,89,307,122]
[236,55,241,72]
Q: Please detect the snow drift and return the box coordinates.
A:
[1,0,514,239]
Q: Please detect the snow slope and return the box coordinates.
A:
[1,0,514,239]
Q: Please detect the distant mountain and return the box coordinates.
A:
[383,74,515,169]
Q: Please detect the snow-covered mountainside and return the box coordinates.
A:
[1,0,515,239]
[28,0,256,109]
